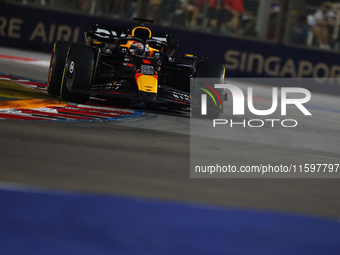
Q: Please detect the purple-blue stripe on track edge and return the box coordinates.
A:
[0,188,339,255]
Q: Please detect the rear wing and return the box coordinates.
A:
[85,22,179,49]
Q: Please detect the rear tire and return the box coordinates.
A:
[47,41,73,96]
[191,61,225,119]
[61,44,97,104]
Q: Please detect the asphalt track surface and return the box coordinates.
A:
[0,46,340,219]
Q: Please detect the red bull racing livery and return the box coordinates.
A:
[47,18,226,118]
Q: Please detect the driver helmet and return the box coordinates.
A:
[129,41,144,55]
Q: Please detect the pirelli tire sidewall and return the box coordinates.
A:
[61,44,97,104]
[47,41,73,96]
[192,61,225,119]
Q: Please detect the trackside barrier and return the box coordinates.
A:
[1,2,340,95]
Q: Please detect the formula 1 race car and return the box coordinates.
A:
[47,18,226,118]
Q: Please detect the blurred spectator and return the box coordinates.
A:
[49,0,73,11]
[239,10,256,36]
[97,0,123,17]
[40,0,48,5]
[267,0,281,39]
[78,0,91,12]
[103,0,131,18]
[137,0,150,19]
[291,16,309,46]
[149,0,161,21]
[199,0,220,33]
[15,0,34,5]
[219,0,244,34]
[312,2,335,49]
[172,0,187,26]
[113,0,122,15]
[158,0,183,26]
[182,0,200,27]
[332,3,340,50]
[119,0,139,20]
[95,0,108,16]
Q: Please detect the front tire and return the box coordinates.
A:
[61,44,97,104]
[47,41,73,96]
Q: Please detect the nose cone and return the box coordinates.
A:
[139,91,157,100]
[135,73,158,100]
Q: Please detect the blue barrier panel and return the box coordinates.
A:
[0,187,340,255]
[1,2,340,94]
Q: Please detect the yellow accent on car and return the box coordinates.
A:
[89,59,95,84]
[148,45,163,52]
[60,47,71,95]
[47,43,56,89]
[132,26,152,38]
[119,40,133,49]
[185,54,194,57]
[136,75,158,93]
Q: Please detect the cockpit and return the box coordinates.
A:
[117,26,167,58]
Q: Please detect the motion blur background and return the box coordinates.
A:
[5,0,340,50]
[1,1,340,254]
